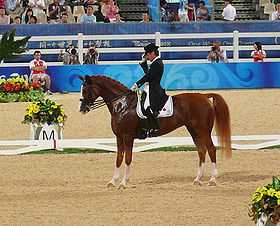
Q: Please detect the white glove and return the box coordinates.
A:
[130,83,138,92]
[140,53,147,63]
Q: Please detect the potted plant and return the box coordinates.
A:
[249,176,280,226]
[22,98,67,140]
[0,75,44,103]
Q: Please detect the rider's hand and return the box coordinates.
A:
[140,53,147,63]
[130,83,138,92]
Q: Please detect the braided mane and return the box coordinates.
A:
[94,75,130,93]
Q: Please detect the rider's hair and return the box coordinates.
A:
[154,49,159,56]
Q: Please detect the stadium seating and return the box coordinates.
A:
[213,0,259,20]
[117,0,149,21]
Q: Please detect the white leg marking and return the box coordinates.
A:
[119,164,130,189]
[107,166,120,188]
[193,163,205,186]
[208,162,218,186]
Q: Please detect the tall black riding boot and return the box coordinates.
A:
[145,107,160,137]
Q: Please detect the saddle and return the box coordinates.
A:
[136,84,173,119]
[135,84,173,139]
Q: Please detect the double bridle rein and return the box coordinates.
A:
[80,90,134,111]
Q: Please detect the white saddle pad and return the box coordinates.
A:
[136,83,173,119]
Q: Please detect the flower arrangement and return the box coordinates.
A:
[22,98,67,126]
[0,76,44,103]
[249,176,280,225]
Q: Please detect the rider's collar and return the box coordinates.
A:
[150,56,160,64]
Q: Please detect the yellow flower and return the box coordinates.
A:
[27,103,40,114]
[51,104,58,109]
[0,78,5,85]
[256,187,268,195]
[57,116,64,123]
[252,192,263,203]
[267,188,276,197]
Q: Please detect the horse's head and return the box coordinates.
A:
[79,75,101,114]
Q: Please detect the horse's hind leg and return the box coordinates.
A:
[107,136,124,188]
[205,135,218,186]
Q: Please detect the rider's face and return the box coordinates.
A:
[146,52,156,61]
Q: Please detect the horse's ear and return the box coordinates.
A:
[79,76,85,82]
[85,75,92,85]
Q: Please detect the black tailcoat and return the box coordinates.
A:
[136,58,168,112]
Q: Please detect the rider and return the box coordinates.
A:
[130,43,168,135]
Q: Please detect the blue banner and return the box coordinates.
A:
[0,62,279,92]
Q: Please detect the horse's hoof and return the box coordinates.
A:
[118,183,126,190]
[107,181,116,188]
[193,179,203,186]
[208,179,217,186]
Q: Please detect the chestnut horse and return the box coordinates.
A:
[80,75,231,188]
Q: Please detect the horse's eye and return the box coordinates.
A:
[79,98,84,101]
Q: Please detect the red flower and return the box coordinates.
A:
[3,83,14,92]
[14,84,21,92]
[31,82,41,90]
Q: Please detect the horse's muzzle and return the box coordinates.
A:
[79,99,90,114]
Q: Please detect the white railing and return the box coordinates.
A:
[1,30,280,67]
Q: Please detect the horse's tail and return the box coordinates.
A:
[206,93,232,159]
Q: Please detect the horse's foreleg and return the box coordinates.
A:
[107,136,124,188]
[119,137,134,189]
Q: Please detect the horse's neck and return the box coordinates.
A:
[99,84,125,102]
[98,81,128,114]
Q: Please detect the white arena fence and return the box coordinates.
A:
[1,135,280,155]
[0,30,280,67]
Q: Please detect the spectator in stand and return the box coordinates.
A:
[0,0,4,8]
[196,0,209,21]
[101,0,118,22]
[0,7,10,24]
[80,5,96,23]
[251,42,266,62]
[59,12,68,23]
[28,0,45,17]
[140,12,150,23]
[84,44,99,64]
[12,16,21,24]
[178,0,187,22]
[83,0,98,9]
[6,0,23,16]
[29,50,52,94]
[114,12,124,22]
[48,0,66,23]
[222,0,236,21]
[22,8,33,24]
[271,3,280,21]
[28,15,37,23]
[186,3,196,21]
[93,2,110,22]
[207,42,228,63]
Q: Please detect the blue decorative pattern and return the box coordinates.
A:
[0,62,279,92]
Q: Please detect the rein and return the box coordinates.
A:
[81,91,134,111]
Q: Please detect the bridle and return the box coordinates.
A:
[80,84,133,112]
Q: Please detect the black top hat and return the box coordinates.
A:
[144,43,159,54]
